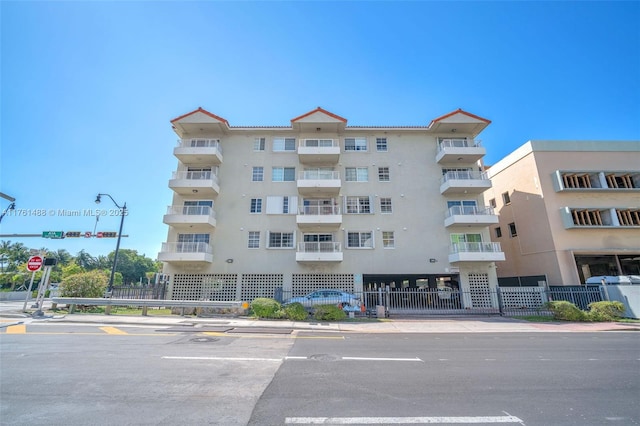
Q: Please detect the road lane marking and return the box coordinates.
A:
[6,324,26,334]
[285,415,524,424]
[342,356,423,362]
[99,326,129,335]
[162,356,282,362]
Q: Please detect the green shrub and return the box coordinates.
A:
[250,298,283,319]
[545,301,586,321]
[586,301,625,321]
[313,304,347,321]
[283,302,308,321]
[60,270,108,298]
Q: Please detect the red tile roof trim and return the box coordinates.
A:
[291,107,348,123]
[429,108,491,125]
[170,107,230,126]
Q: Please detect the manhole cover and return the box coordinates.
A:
[308,354,338,362]
[190,337,219,343]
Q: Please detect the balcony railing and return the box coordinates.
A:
[166,205,216,217]
[172,170,219,184]
[298,170,340,180]
[299,139,339,148]
[298,205,341,215]
[297,242,342,253]
[441,170,487,183]
[451,242,502,254]
[161,242,212,254]
[446,205,495,217]
[177,139,222,153]
[437,138,481,152]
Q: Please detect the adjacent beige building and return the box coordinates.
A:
[483,140,640,285]
[159,107,504,305]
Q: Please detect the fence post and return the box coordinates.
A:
[497,287,504,316]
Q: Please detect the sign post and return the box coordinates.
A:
[23,256,44,312]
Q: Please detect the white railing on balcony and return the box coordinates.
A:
[446,205,495,217]
[297,242,342,253]
[166,205,216,217]
[161,242,212,254]
[299,139,339,148]
[177,139,222,152]
[451,242,502,253]
[437,138,481,152]
[298,205,341,215]
[298,170,340,180]
[172,170,219,184]
[441,170,487,183]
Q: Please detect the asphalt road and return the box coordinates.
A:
[1,322,638,426]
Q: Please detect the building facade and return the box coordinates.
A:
[159,107,504,306]
[483,140,640,285]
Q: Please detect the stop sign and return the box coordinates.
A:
[27,256,43,272]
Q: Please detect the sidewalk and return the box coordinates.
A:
[1,300,639,333]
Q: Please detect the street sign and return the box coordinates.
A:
[27,256,43,272]
[65,231,81,238]
[42,231,64,239]
[102,232,117,238]
[96,232,103,238]
[84,232,92,238]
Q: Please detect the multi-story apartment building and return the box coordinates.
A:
[483,140,640,285]
[159,107,504,307]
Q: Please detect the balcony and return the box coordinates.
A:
[440,170,492,195]
[444,206,499,228]
[296,205,342,228]
[169,170,220,197]
[297,170,341,195]
[448,242,505,263]
[296,242,343,262]
[163,205,216,229]
[298,139,340,164]
[158,242,213,264]
[174,139,223,165]
[436,138,485,164]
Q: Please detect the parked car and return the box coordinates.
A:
[285,289,364,311]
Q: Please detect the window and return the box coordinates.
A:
[494,227,502,238]
[380,197,392,213]
[186,167,212,179]
[502,192,511,205]
[489,198,496,208]
[272,167,295,182]
[617,209,640,226]
[254,138,265,151]
[266,196,297,214]
[183,200,213,215]
[248,231,260,248]
[382,231,395,248]
[302,234,334,251]
[345,137,367,151]
[347,231,373,248]
[570,209,606,226]
[345,196,372,214]
[345,167,368,182]
[252,167,264,182]
[562,173,594,189]
[376,138,388,152]
[273,137,296,152]
[606,173,637,189]
[304,139,334,147]
[177,233,209,252]
[508,222,518,237]
[447,200,478,215]
[267,232,294,248]
[378,167,390,182]
[250,198,262,213]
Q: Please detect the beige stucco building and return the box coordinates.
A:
[158,107,504,305]
[483,140,640,285]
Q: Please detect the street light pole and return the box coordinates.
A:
[95,193,127,294]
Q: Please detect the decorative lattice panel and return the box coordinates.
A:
[500,287,545,308]
[468,273,492,308]
[172,274,238,301]
[292,274,355,297]
[240,274,284,301]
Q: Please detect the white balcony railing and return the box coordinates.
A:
[441,170,487,184]
[177,139,222,153]
[451,242,502,254]
[297,242,342,253]
[437,138,481,152]
[298,205,341,215]
[298,170,340,180]
[299,139,339,148]
[166,205,215,217]
[172,170,219,184]
[446,205,495,218]
[161,242,212,254]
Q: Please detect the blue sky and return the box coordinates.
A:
[1,1,639,260]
